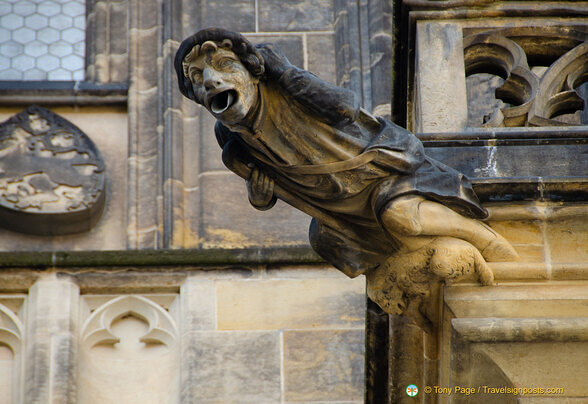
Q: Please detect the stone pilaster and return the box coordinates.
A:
[86,0,130,83]
[127,0,164,248]
[23,275,79,404]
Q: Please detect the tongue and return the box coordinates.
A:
[211,91,234,114]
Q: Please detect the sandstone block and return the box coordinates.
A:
[216,278,365,330]
[251,35,304,69]
[180,277,216,332]
[546,217,588,264]
[283,329,364,402]
[181,331,281,402]
[258,0,334,32]
[205,0,255,33]
[307,34,336,84]
[415,22,467,132]
[199,172,310,248]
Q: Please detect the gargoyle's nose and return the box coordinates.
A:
[203,68,222,91]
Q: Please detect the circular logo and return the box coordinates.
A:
[406,384,419,397]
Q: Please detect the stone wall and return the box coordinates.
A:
[0,0,372,403]
[0,0,587,403]
[0,266,365,403]
[362,2,588,403]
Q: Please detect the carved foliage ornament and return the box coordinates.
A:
[0,106,106,235]
[464,27,588,127]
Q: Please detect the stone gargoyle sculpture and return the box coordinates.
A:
[175,28,519,327]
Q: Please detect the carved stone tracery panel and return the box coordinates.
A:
[79,295,180,404]
[464,27,588,127]
[0,304,24,404]
[0,106,106,235]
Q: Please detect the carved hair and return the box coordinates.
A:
[175,28,265,101]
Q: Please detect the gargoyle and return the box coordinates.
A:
[175,28,518,327]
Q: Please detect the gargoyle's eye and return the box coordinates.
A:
[217,57,236,69]
[190,68,203,83]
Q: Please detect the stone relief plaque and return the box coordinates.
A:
[0,106,106,235]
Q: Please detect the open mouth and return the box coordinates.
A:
[210,90,237,114]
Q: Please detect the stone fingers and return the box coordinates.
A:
[473,247,495,285]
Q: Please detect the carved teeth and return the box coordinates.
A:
[211,90,235,114]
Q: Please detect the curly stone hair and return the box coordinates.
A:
[174,28,265,102]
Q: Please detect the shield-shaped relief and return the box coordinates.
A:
[0,106,106,235]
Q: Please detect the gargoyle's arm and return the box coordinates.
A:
[257,43,360,126]
[214,121,277,210]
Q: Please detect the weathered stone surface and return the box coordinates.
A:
[252,35,304,70]
[216,277,365,330]
[181,331,281,403]
[24,276,79,404]
[69,271,187,294]
[307,34,337,84]
[415,21,468,132]
[264,264,347,279]
[130,29,160,91]
[182,0,254,36]
[209,0,255,34]
[546,216,588,264]
[182,187,201,248]
[109,2,129,55]
[179,277,216,332]
[199,172,310,248]
[283,329,364,402]
[466,73,506,127]
[426,143,588,181]
[199,109,227,173]
[485,220,543,245]
[258,0,334,32]
[445,284,588,319]
[485,219,545,262]
[366,0,393,118]
[477,343,588,398]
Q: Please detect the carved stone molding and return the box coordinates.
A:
[464,27,588,127]
[0,106,106,235]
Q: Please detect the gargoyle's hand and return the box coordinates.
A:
[256,43,292,79]
[247,165,277,210]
